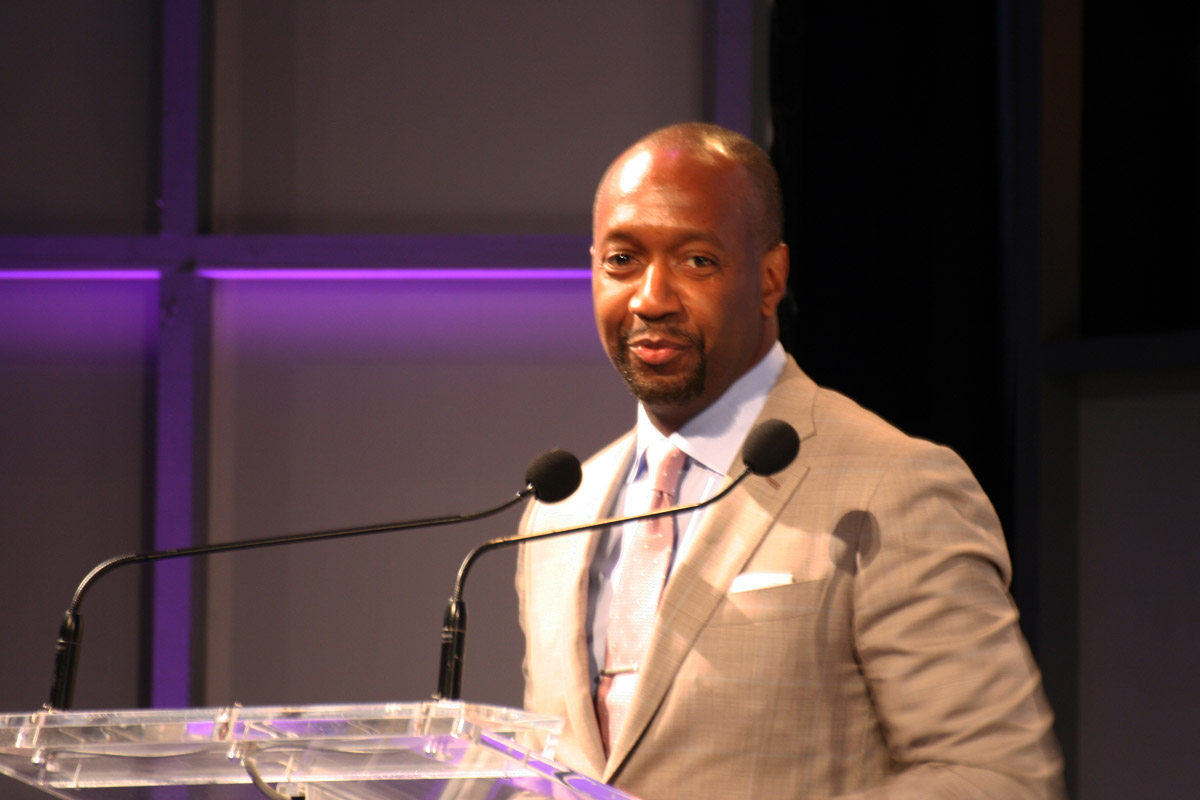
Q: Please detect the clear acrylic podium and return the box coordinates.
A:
[0,701,632,800]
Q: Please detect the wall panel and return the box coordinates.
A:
[1078,372,1200,798]
[0,279,157,712]
[0,3,155,234]
[211,0,707,234]
[204,276,631,707]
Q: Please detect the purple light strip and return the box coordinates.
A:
[0,268,594,281]
[195,267,591,280]
[0,270,161,280]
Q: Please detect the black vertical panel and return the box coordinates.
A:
[1081,5,1200,336]
[770,2,1008,524]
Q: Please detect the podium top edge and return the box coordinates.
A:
[1,700,562,735]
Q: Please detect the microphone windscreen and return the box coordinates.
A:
[742,419,800,476]
[526,449,583,503]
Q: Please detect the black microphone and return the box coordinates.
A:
[47,448,582,711]
[435,419,800,701]
[523,448,583,504]
[741,418,801,476]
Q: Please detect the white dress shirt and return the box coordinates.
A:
[586,342,787,685]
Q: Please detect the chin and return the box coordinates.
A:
[611,342,707,407]
[624,371,706,408]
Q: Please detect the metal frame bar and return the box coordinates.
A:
[149,0,209,708]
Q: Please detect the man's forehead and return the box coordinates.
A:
[606,143,732,191]
[594,146,748,238]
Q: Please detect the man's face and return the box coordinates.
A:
[591,144,786,431]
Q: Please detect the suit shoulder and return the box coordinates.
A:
[771,357,943,458]
[797,383,980,488]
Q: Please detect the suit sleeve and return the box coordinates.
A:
[837,444,1064,799]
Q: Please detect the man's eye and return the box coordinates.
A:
[684,255,717,269]
[605,253,637,269]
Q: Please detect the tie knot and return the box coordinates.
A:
[645,440,687,500]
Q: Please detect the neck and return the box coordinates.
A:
[644,405,693,436]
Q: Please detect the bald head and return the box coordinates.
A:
[596,122,784,256]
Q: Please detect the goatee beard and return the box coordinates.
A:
[612,328,707,406]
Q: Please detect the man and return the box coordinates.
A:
[516,123,1064,799]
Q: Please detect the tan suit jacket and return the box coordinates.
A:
[516,357,1064,799]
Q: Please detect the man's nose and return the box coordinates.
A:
[629,262,681,318]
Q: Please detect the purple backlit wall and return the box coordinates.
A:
[0,0,752,719]
[0,280,157,711]
[204,274,629,706]
[0,272,633,713]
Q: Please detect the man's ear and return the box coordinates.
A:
[760,242,790,317]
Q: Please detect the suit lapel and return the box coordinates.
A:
[535,432,636,778]
[603,359,818,777]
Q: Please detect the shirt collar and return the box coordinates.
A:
[634,341,786,477]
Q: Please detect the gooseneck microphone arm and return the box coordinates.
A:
[49,496,526,712]
[434,467,755,702]
[48,448,583,711]
[435,418,801,701]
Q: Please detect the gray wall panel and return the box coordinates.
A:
[1078,373,1200,798]
[0,280,156,713]
[204,277,631,707]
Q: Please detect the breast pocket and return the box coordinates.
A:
[706,577,829,627]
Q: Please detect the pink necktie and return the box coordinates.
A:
[596,440,688,753]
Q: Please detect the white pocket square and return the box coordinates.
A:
[729,572,794,593]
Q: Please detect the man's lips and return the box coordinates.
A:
[626,337,690,366]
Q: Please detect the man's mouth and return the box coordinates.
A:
[626,337,688,366]
[614,328,707,405]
